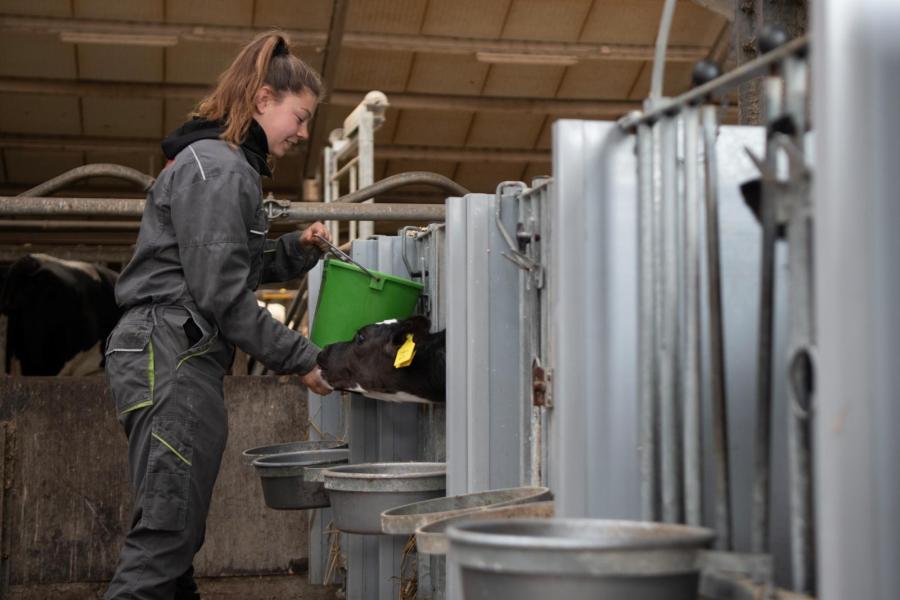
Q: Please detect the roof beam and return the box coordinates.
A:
[0,15,710,63]
[0,76,641,117]
[302,0,349,184]
[691,0,735,21]
[0,133,552,163]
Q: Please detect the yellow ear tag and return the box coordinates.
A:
[394,334,416,368]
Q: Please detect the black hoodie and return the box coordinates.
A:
[161,117,272,177]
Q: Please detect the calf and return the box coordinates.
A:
[0,253,121,375]
[317,316,445,403]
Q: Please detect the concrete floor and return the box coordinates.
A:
[8,574,341,600]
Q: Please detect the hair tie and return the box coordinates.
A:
[274,37,290,57]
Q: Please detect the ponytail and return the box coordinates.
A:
[194,31,324,146]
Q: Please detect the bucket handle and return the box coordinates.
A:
[314,234,381,283]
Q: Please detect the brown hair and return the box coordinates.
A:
[194,31,324,146]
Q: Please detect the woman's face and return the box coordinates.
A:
[255,87,317,158]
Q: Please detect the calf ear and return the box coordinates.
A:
[391,315,431,346]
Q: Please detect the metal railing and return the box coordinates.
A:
[623,29,815,594]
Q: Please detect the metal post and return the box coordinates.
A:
[637,121,660,521]
[658,114,683,523]
[782,51,816,595]
[701,105,732,551]
[751,73,783,555]
[357,109,375,239]
[681,104,703,527]
[814,3,900,598]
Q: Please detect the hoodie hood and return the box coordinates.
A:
[161,117,272,177]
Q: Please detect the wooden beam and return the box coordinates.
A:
[302,0,349,184]
[691,0,735,20]
[0,77,641,117]
[0,15,710,63]
[0,133,551,163]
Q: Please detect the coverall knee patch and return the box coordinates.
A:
[142,414,195,531]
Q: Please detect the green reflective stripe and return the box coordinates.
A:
[152,432,192,466]
[147,340,155,400]
[176,347,212,370]
[119,400,153,416]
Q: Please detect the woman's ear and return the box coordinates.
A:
[254,85,274,115]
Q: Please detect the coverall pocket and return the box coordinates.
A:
[142,414,194,531]
[106,319,155,418]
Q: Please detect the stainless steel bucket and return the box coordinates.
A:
[416,500,555,556]
[323,462,446,534]
[241,439,347,466]
[446,518,714,600]
[382,486,552,535]
[252,448,349,510]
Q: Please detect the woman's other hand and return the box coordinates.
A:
[300,365,333,395]
[300,222,331,252]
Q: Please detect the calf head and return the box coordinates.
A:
[317,315,445,402]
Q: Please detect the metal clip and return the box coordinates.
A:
[262,195,292,220]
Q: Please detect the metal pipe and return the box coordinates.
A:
[619,36,809,130]
[649,0,678,101]
[701,104,732,551]
[0,196,446,222]
[750,75,784,555]
[329,155,359,182]
[682,105,703,527]
[0,219,140,231]
[659,115,683,523]
[17,164,155,197]
[782,52,816,595]
[637,121,660,522]
[334,171,469,204]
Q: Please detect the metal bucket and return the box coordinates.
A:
[323,462,446,534]
[446,518,714,600]
[252,448,349,510]
[382,486,552,535]
[416,500,555,556]
[241,439,346,466]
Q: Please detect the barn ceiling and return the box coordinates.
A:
[0,0,732,252]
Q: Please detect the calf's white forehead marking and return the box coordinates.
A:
[374,319,397,326]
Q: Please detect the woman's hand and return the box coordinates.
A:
[299,222,331,252]
[300,365,333,395]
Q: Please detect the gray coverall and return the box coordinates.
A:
[104,138,321,599]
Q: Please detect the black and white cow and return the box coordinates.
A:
[317,315,446,403]
[0,253,121,375]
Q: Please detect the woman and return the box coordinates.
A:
[104,32,332,599]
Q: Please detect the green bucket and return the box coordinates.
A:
[310,259,424,348]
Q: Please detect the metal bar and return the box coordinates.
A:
[0,133,553,164]
[658,115,683,523]
[782,52,815,595]
[17,163,154,197]
[301,0,349,181]
[0,197,446,221]
[682,105,703,527]
[0,77,644,118]
[0,15,710,62]
[619,36,809,129]
[356,108,375,240]
[637,122,660,522]
[701,105,732,551]
[750,75,783,555]
[329,155,359,182]
[649,0,678,101]
[0,219,140,231]
[334,172,469,205]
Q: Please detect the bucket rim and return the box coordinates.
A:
[323,258,425,290]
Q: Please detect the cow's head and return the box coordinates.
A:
[316,315,432,392]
